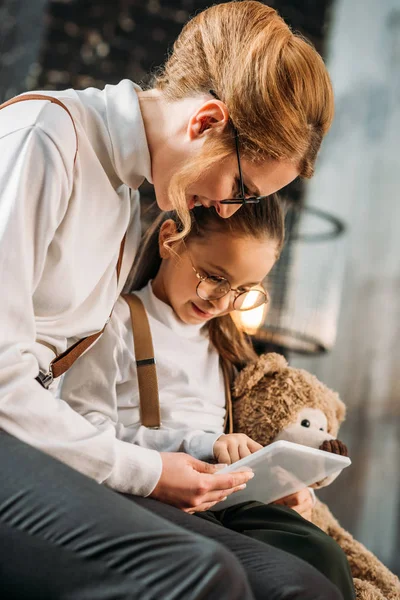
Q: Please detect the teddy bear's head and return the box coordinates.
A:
[232,353,347,487]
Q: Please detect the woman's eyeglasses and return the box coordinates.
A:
[209,90,269,206]
[186,247,269,312]
[220,129,269,205]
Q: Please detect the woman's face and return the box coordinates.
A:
[145,95,299,219]
[152,226,278,325]
[154,152,298,219]
[186,155,298,217]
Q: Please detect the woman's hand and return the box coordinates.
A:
[214,433,262,465]
[273,488,314,521]
[150,452,254,513]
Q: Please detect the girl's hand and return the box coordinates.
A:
[273,488,314,521]
[150,452,254,513]
[214,433,262,464]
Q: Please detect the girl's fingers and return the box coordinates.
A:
[291,503,313,520]
[238,444,252,460]
[247,438,263,453]
[215,447,231,465]
[278,490,311,506]
[227,442,240,464]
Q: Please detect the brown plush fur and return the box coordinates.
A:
[233,353,400,600]
[233,353,345,443]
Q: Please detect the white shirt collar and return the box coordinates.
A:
[103,80,152,189]
[138,281,207,340]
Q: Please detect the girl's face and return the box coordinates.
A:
[152,225,278,325]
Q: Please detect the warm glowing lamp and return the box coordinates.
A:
[233,293,268,336]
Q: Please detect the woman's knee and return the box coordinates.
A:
[293,568,343,600]
[190,538,253,600]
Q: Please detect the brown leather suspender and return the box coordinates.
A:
[0,93,126,388]
[122,293,234,434]
[122,293,161,429]
[36,234,126,388]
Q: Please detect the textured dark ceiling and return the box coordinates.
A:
[35,0,332,92]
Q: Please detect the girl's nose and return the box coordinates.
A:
[210,293,233,312]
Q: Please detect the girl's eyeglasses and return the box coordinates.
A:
[209,90,269,206]
[186,247,269,312]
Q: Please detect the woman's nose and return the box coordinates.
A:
[217,203,241,219]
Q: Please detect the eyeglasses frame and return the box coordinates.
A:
[207,90,269,206]
[185,245,269,312]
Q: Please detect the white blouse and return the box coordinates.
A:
[60,282,226,496]
[0,79,164,495]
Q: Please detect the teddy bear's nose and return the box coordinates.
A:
[301,419,311,428]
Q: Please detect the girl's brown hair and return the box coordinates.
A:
[152,0,334,242]
[128,196,285,367]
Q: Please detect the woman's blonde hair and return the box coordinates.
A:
[128,196,285,367]
[153,0,334,242]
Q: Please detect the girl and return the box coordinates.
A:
[61,200,355,600]
[0,2,337,598]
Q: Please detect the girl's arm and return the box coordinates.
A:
[59,303,254,506]
[118,422,223,462]
[71,295,224,462]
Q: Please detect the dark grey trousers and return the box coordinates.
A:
[0,433,343,600]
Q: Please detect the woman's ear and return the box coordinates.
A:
[158,219,179,259]
[187,99,230,140]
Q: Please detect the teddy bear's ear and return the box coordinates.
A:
[233,353,288,398]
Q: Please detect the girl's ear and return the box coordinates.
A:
[158,219,179,259]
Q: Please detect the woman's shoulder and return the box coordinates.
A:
[0,95,77,167]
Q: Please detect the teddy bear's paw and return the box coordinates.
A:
[319,438,349,456]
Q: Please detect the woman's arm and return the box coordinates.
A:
[0,100,252,510]
[0,102,162,496]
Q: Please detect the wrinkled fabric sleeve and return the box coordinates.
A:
[0,104,161,497]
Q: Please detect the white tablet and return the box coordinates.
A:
[211,440,351,510]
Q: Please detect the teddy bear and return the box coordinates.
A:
[232,352,400,600]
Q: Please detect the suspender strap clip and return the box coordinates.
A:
[136,358,156,367]
[36,366,54,389]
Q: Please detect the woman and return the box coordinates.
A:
[0,2,338,599]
